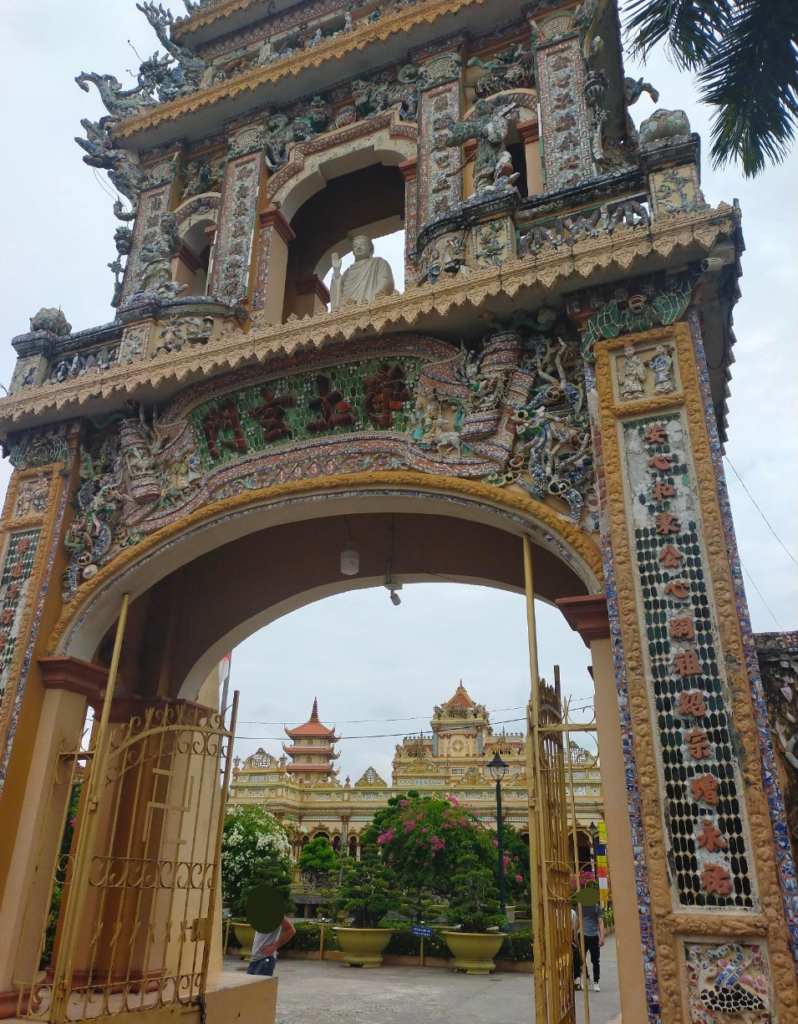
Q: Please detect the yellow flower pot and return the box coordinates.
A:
[232,921,255,960]
[443,931,504,974]
[334,927,393,968]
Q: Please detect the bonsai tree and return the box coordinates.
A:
[445,847,505,933]
[221,804,294,918]
[332,851,401,928]
[298,835,338,885]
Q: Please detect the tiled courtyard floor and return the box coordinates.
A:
[223,935,621,1024]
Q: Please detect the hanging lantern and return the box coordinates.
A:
[340,547,359,576]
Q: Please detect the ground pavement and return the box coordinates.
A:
[223,935,621,1024]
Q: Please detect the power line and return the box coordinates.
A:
[725,457,798,569]
[739,559,783,631]
[234,708,598,743]
[238,699,596,728]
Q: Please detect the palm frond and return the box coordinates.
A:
[623,0,732,68]
[697,0,798,175]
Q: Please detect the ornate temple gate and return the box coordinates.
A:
[2,1,798,1022]
[524,539,575,1024]
[13,599,238,1023]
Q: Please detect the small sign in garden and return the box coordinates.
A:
[411,926,434,939]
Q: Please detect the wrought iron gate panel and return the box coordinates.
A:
[529,676,575,1024]
[16,699,237,1023]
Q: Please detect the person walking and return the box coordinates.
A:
[246,915,296,977]
[573,883,604,992]
[571,907,584,990]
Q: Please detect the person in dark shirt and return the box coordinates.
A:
[573,894,604,992]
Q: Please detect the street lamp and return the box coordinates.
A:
[588,821,598,877]
[487,752,509,922]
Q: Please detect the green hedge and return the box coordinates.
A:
[384,923,453,959]
[496,928,534,962]
[284,920,341,953]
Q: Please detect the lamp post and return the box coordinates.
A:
[588,820,598,878]
[488,752,509,922]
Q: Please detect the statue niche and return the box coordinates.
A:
[330,234,395,309]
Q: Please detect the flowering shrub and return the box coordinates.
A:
[221,804,294,918]
[363,792,503,919]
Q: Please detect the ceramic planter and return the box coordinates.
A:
[443,930,504,974]
[334,927,393,967]
[231,921,255,960]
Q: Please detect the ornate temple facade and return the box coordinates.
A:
[0,0,796,1021]
[230,685,605,863]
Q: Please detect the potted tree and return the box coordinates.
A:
[220,805,294,958]
[442,848,506,974]
[332,853,400,967]
[298,835,338,889]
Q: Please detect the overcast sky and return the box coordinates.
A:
[1,1,795,784]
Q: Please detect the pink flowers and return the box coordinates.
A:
[492,839,499,847]
[447,796,460,807]
[515,874,523,883]
[404,820,416,832]
[377,828,394,845]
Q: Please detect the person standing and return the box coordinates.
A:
[246,916,296,977]
[573,896,604,992]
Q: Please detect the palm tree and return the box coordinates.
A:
[623,0,798,176]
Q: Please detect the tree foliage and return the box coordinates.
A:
[332,853,402,928]
[298,835,338,877]
[221,804,294,918]
[446,847,505,933]
[623,0,798,176]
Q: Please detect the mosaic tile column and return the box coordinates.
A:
[593,322,798,1023]
[251,208,295,321]
[398,159,418,286]
[210,123,266,304]
[119,184,173,305]
[535,34,593,190]
[416,52,462,230]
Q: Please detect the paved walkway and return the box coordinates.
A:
[224,936,620,1024]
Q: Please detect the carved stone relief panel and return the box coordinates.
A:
[210,151,262,302]
[417,60,462,228]
[535,36,592,190]
[649,164,709,217]
[613,339,679,402]
[119,185,173,304]
[119,322,153,364]
[0,530,41,717]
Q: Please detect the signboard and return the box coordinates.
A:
[411,926,434,939]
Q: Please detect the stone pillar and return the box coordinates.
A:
[119,184,174,305]
[534,32,592,191]
[252,209,296,323]
[416,52,463,229]
[517,120,543,197]
[556,595,648,1023]
[592,320,798,1022]
[398,159,417,285]
[210,122,267,305]
[0,657,105,1017]
[294,276,330,319]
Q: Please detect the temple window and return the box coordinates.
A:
[172,219,215,297]
[278,160,406,323]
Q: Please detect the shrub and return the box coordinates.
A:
[384,923,453,959]
[332,854,401,928]
[298,836,338,881]
[284,920,341,953]
[496,928,534,962]
[221,805,294,918]
[445,847,505,933]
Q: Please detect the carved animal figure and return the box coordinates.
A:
[434,417,461,459]
[30,308,72,337]
[638,108,691,146]
[75,72,152,120]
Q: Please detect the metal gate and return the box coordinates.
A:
[528,673,575,1024]
[14,595,238,1023]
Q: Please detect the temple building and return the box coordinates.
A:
[229,684,605,866]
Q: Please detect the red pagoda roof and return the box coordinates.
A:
[284,697,339,739]
[443,682,476,709]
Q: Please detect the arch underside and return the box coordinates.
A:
[54,481,601,701]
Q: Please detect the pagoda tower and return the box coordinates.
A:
[282,698,340,781]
